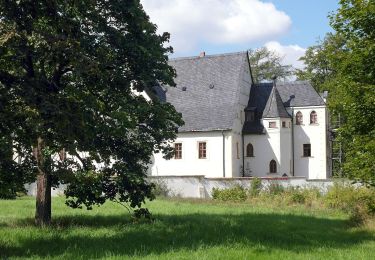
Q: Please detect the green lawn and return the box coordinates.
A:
[1,197,374,259]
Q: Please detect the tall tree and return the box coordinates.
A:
[248,47,294,83]
[0,0,183,225]
[297,0,375,184]
[296,33,347,92]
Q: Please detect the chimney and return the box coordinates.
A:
[199,51,205,57]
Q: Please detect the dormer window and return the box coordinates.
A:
[245,111,255,122]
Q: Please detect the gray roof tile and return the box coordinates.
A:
[243,81,325,134]
[262,85,290,118]
[162,52,248,132]
[277,81,326,107]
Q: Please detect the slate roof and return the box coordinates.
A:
[277,81,326,107]
[243,81,325,134]
[160,52,249,132]
[154,50,324,133]
[262,85,290,118]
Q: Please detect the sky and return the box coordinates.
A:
[140,0,339,69]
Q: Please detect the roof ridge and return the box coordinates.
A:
[169,51,247,62]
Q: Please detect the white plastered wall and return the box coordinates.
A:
[291,106,328,179]
[243,118,292,177]
[230,57,252,177]
[150,131,234,178]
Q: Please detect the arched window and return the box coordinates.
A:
[246,143,254,157]
[269,160,277,173]
[310,111,317,124]
[296,111,303,125]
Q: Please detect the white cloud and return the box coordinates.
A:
[264,41,306,69]
[141,0,291,54]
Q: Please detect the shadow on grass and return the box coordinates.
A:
[1,212,374,258]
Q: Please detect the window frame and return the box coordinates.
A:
[174,143,182,159]
[296,111,303,125]
[245,111,255,122]
[310,111,318,124]
[269,159,277,173]
[269,121,277,128]
[246,143,254,157]
[303,144,311,157]
[198,141,207,159]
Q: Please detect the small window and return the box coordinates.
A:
[198,142,206,159]
[236,142,240,159]
[269,121,276,128]
[310,111,318,124]
[270,160,277,173]
[296,111,303,125]
[246,143,254,157]
[174,143,182,159]
[303,144,311,157]
[245,111,255,122]
[282,121,286,128]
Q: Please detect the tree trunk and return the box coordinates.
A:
[34,137,51,226]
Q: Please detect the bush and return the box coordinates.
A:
[151,179,170,197]
[0,186,17,199]
[267,182,285,195]
[212,185,247,202]
[249,177,262,197]
[286,187,306,204]
[349,203,370,226]
[325,182,375,225]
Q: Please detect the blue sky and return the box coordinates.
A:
[268,0,338,47]
[141,0,339,68]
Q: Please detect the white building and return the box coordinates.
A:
[150,52,331,179]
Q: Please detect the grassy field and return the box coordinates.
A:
[1,197,375,259]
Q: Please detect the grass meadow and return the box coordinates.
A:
[1,196,375,259]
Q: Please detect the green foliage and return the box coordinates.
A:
[249,177,262,197]
[133,208,154,222]
[151,179,171,197]
[285,187,306,204]
[248,47,294,83]
[296,33,347,91]
[267,182,285,195]
[212,185,247,202]
[296,0,375,184]
[0,0,183,217]
[325,182,375,217]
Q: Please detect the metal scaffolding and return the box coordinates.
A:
[330,113,343,176]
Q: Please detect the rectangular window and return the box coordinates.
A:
[236,142,240,159]
[282,121,286,128]
[303,144,311,157]
[269,121,276,128]
[174,143,182,159]
[198,142,207,159]
[245,111,255,122]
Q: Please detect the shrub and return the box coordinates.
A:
[151,179,170,197]
[287,188,306,204]
[349,203,370,226]
[0,187,16,199]
[249,177,262,197]
[267,182,285,195]
[324,182,375,225]
[212,185,247,202]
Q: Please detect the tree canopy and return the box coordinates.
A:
[297,0,375,184]
[0,0,183,224]
[248,47,294,83]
